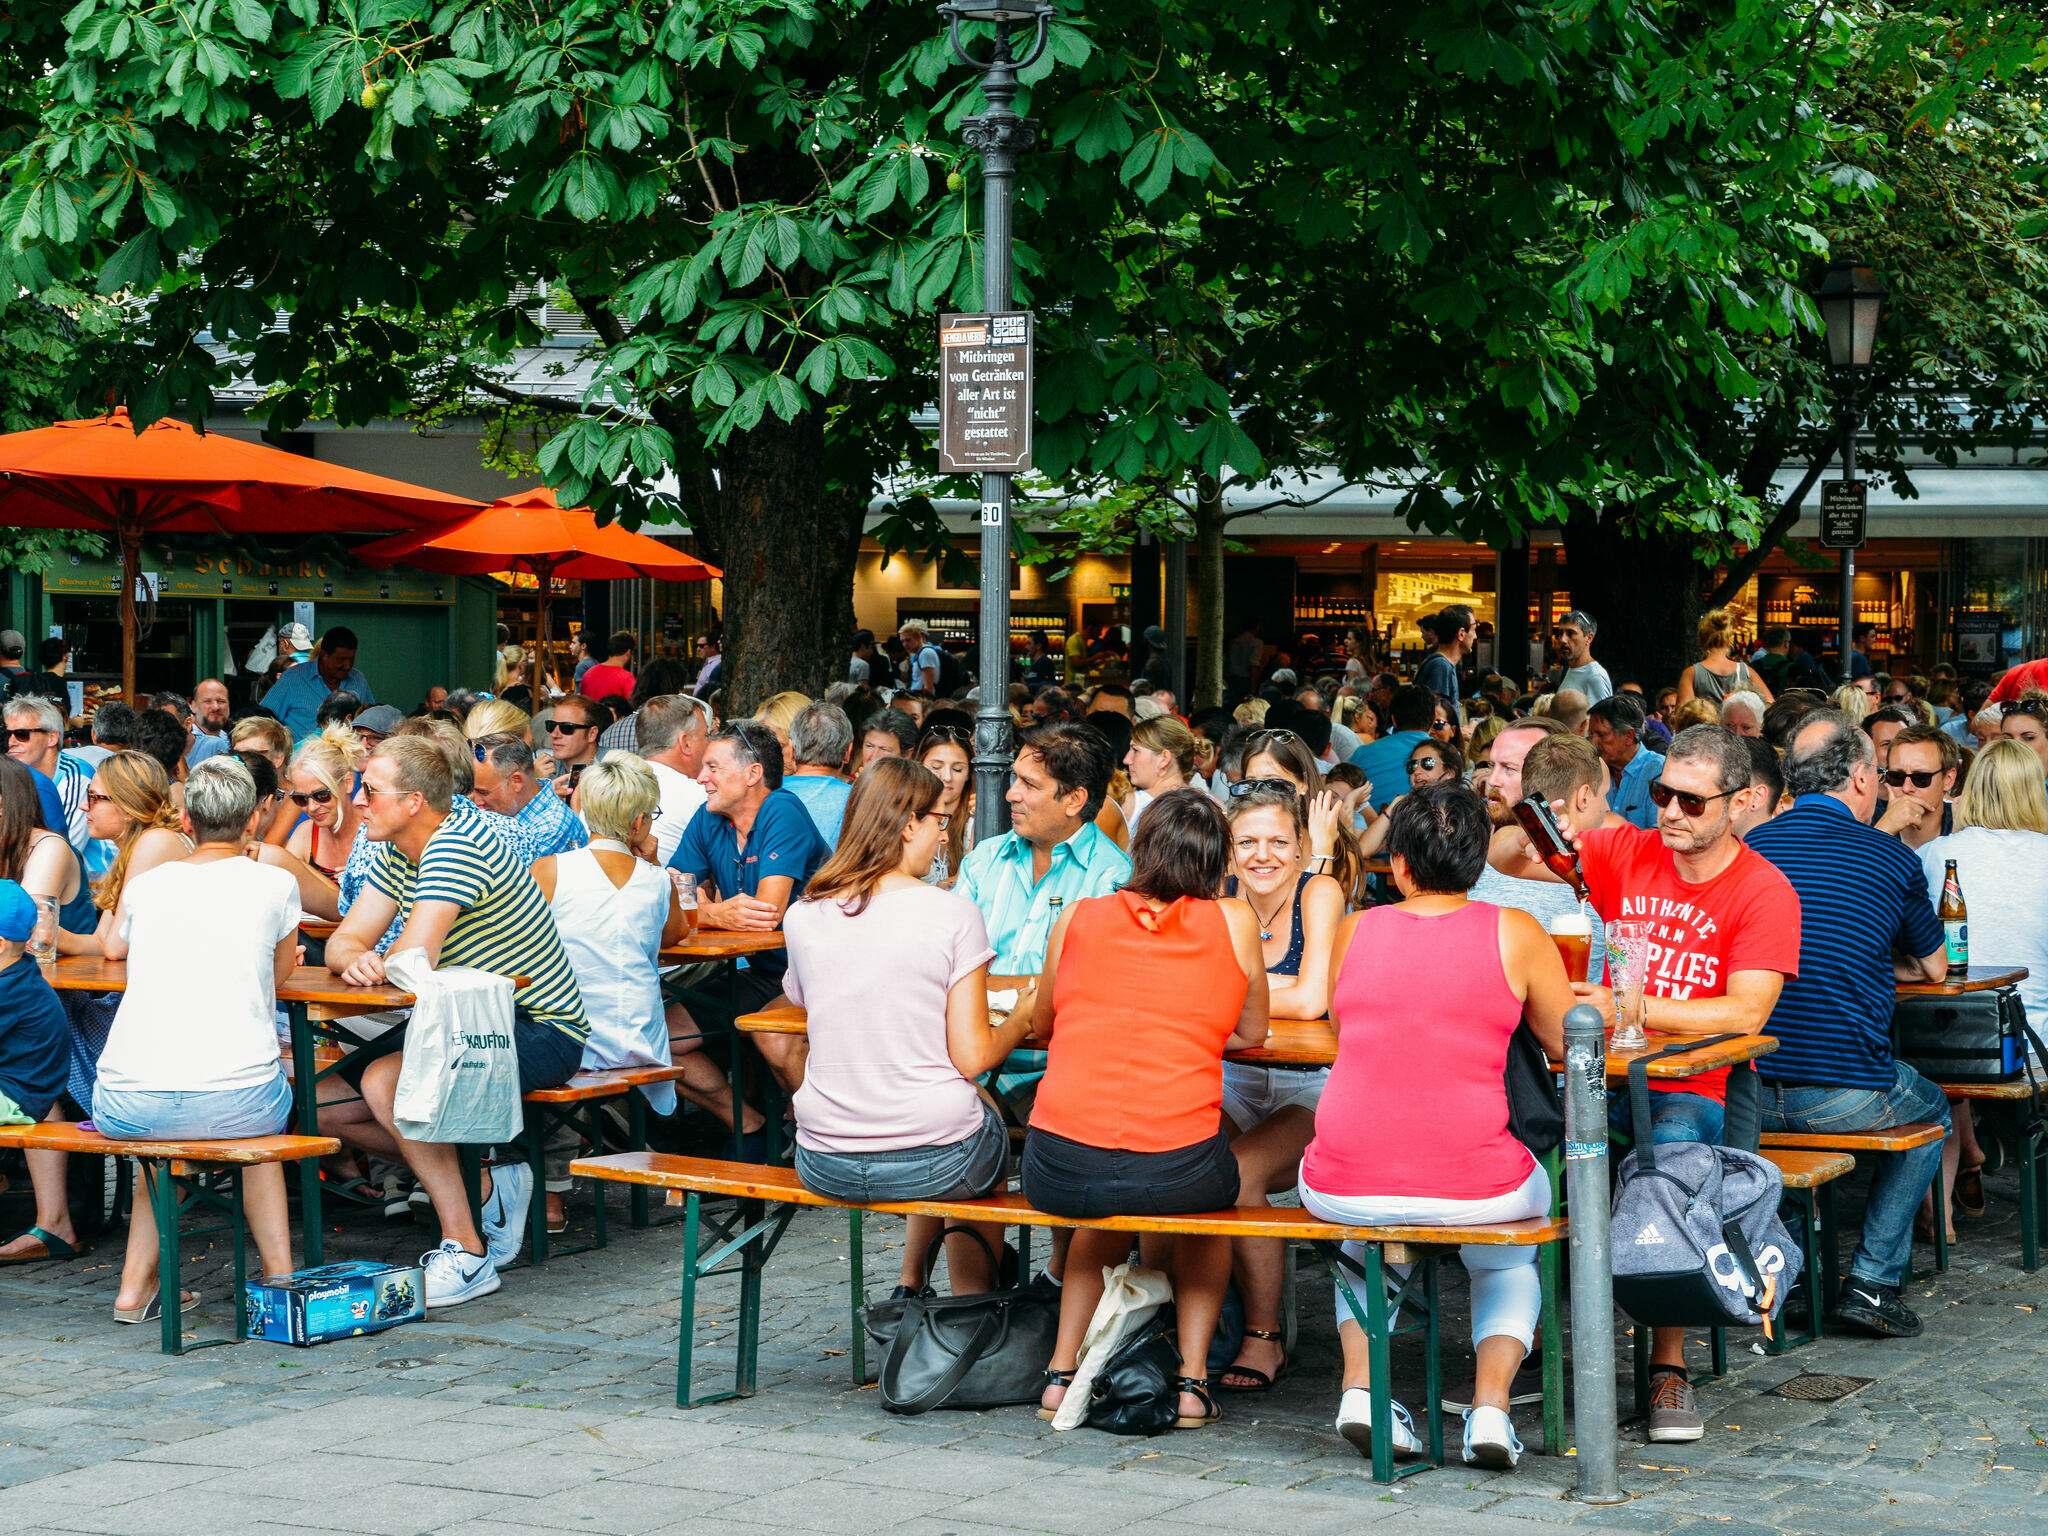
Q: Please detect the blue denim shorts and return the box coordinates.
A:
[795,1099,1009,1203]
[1608,1087,1725,1147]
[93,1070,293,1141]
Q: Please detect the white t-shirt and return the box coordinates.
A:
[649,759,707,865]
[1919,827,2048,1021]
[96,858,303,1095]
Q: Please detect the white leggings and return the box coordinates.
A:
[1298,1164,1551,1350]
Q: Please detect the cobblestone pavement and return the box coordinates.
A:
[3,1147,2045,1536]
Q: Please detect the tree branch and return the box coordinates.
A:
[469,375,644,423]
[1707,450,1834,608]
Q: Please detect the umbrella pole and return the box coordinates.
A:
[534,560,551,700]
[119,505,141,703]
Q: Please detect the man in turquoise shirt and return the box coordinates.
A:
[262,624,375,741]
[1589,693,1665,831]
[1346,683,1435,809]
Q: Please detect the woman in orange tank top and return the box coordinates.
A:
[1022,789,1269,1430]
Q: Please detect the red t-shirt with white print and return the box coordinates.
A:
[1578,824,1801,1104]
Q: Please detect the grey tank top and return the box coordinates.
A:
[1690,660,1751,704]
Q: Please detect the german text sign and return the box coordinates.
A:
[1819,481,1867,550]
[938,312,1033,474]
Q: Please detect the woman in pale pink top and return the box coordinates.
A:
[783,758,1035,1296]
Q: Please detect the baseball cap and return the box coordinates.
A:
[353,704,405,736]
[0,629,25,660]
[0,879,37,942]
[279,623,315,656]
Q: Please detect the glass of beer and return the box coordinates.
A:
[671,871,699,932]
[1547,912,1592,983]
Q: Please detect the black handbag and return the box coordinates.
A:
[868,1229,1059,1415]
[1086,1311,1182,1436]
[1893,987,2040,1084]
[1505,1023,1564,1155]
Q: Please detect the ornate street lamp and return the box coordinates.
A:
[1813,255,1887,685]
[941,0,1054,843]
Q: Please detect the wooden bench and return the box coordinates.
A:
[508,1066,695,1265]
[1936,1078,2045,1271]
[1760,1123,1951,1279]
[0,1122,337,1356]
[1758,1148,1856,1350]
[571,1151,1567,1483]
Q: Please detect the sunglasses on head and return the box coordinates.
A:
[1249,729,1300,746]
[546,718,594,734]
[288,788,334,807]
[1881,768,1941,789]
[1647,779,1740,817]
[1227,778,1299,799]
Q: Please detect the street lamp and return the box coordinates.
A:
[941,0,1054,846]
[1813,254,1886,685]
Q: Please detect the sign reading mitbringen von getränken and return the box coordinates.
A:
[938,311,1034,474]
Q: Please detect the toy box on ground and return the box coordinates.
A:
[244,1260,423,1345]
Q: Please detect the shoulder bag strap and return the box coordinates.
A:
[1628,1034,1743,1173]
[878,1296,1008,1415]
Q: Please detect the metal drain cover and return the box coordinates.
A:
[378,1358,435,1370]
[1768,1373,1873,1401]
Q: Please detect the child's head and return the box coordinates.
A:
[0,878,35,966]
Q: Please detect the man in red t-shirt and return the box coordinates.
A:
[578,631,638,704]
[1496,723,1801,1444]
[1987,656,2048,705]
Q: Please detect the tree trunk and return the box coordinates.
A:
[1560,507,1705,697]
[691,409,861,717]
[1193,476,1228,708]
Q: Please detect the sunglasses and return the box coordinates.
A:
[546,718,595,734]
[920,724,972,747]
[1248,729,1301,745]
[1647,779,1740,817]
[6,727,49,742]
[86,790,117,808]
[1408,756,1443,773]
[1227,778,1299,799]
[1881,768,1942,789]
[288,788,335,807]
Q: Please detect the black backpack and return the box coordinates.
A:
[934,646,967,697]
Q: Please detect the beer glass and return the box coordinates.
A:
[1606,930,1649,1051]
[1547,912,1593,983]
[670,871,699,932]
[28,895,58,964]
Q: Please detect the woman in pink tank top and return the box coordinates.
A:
[1297,782,1573,1473]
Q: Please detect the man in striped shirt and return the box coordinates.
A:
[1746,712,1950,1339]
[325,737,588,1308]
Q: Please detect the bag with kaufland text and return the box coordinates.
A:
[385,948,522,1144]
[1609,1041,1801,1330]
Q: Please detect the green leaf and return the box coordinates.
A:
[227,0,272,42]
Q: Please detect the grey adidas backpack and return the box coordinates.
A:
[1609,1044,1802,1329]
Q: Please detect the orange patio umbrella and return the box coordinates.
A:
[353,487,720,688]
[0,408,485,699]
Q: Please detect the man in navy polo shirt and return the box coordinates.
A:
[1746,710,1950,1339]
[667,719,827,1103]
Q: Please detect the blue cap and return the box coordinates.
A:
[0,879,36,942]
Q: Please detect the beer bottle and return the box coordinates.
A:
[1513,795,1589,901]
[1939,860,1968,971]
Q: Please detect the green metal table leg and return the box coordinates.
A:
[1631,1325,1650,1423]
[232,1171,248,1341]
[1538,1240,1564,1455]
[629,1091,650,1229]
[1363,1244,1395,1485]
[589,1103,609,1250]
[2021,1127,2041,1272]
[525,1106,550,1264]
[289,1001,322,1266]
[735,1198,764,1396]
[1819,1182,1842,1312]
[848,1207,867,1386]
[676,1192,701,1407]
[149,1161,180,1355]
[1709,1328,1726,1377]
[1421,1256,1444,1468]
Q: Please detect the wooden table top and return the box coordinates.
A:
[299,918,339,938]
[47,955,417,1012]
[735,1007,1776,1080]
[660,929,786,960]
[1895,964,2028,996]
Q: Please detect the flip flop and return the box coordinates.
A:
[0,1225,93,1265]
[324,1174,385,1207]
[114,1290,201,1324]
[1956,1162,1986,1218]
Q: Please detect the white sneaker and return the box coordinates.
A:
[1336,1388,1421,1462]
[481,1162,532,1268]
[421,1240,500,1308]
[1462,1404,1523,1470]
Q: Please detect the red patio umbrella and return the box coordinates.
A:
[353,487,720,690]
[0,408,485,699]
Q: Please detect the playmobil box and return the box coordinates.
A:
[244,1260,423,1345]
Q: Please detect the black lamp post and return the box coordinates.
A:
[942,0,1054,845]
[1813,254,1887,685]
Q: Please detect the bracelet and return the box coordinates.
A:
[1308,853,1333,869]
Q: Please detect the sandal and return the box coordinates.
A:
[114,1290,201,1324]
[1956,1162,1986,1218]
[1174,1376,1221,1429]
[1037,1367,1076,1421]
[1218,1328,1288,1394]
[324,1174,384,1208]
[0,1225,92,1265]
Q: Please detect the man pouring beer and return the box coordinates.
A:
[1490,723,1802,1446]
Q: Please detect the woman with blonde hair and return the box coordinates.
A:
[464,697,532,744]
[1678,607,1773,708]
[1829,683,1872,726]
[755,690,812,776]
[1918,737,2048,1235]
[227,715,297,843]
[1122,714,1201,830]
[1233,698,1270,727]
[284,724,366,885]
[494,643,528,694]
[1669,696,1721,732]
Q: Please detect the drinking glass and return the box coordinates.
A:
[670,871,699,931]
[28,895,58,964]
[1547,914,1592,983]
[1606,929,1649,1051]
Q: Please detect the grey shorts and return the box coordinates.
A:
[794,1099,1009,1204]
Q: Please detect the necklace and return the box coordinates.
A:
[1246,883,1293,942]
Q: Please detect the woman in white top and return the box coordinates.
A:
[530,751,689,1233]
[1918,738,2048,1231]
[915,724,975,886]
[96,757,301,1322]
[1122,715,1201,831]
[784,757,1034,1296]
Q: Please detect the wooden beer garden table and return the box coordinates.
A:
[1895,964,2027,996]
[656,928,789,1159]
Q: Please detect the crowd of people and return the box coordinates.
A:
[3,605,2047,1471]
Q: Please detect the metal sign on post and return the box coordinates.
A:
[1819,481,1867,549]
[937,312,1034,474]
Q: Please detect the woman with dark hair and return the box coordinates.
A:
[784,757,1033,1295]
[915,722,974,886]
[1240,727,1366,904]
[1082,709,1136,851]
[1026,787,1270,1430]
[1297,781,1571,1471]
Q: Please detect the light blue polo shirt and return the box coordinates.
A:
[1609,744,1666,831]
[262,660,375,741]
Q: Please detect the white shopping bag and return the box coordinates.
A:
[1051,1261,1174,1431]
[385,948,522,1144]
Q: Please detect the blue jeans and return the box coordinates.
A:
[796,1100,1009,1203]
[1609,1088,1726,1147]
[1763,1063,1950,1288]
[93,1071,293,1141]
